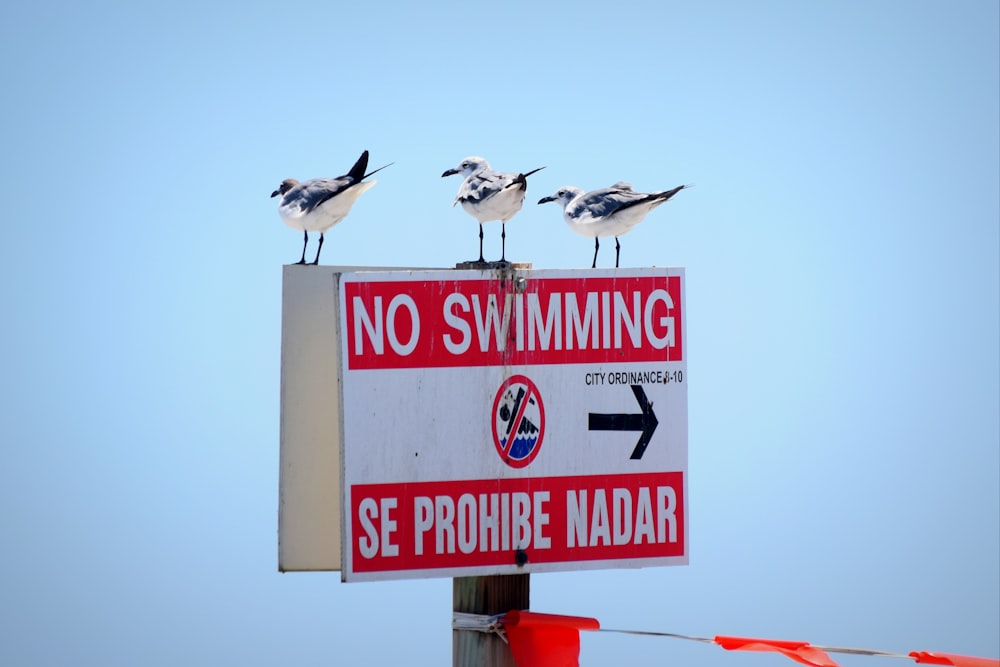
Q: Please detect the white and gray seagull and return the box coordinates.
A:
[271,150,391,265]
[538,182,687,268]
[442,156,545,263]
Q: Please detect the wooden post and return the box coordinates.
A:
[453,574,530,666]
[452,260,533,666]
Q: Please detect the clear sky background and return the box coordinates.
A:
[1,1,997,665]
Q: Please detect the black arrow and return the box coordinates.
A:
[588,385,659,460]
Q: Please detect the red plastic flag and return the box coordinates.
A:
[911,651,1000,667]
[502,610,601,667]
[715,635,841,667]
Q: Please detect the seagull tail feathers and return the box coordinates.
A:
[346,150,370,182]
[363,162,394,180]
[502,166,546,191]
[655,184,688,202]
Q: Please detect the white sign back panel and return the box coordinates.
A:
[278,265,343,571]
[339,268,688,581]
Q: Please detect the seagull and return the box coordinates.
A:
[442,157,545,263]
[271,150,391,265]
[538,182,686,268]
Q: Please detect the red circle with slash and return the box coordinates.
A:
[491,374,546,468]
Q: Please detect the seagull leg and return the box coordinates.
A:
[615,237,621,268]
[500,223,507,262]
[297,231,308,265]
[311,232,324,265]
[591,237,599,269]
[478,223,485,263]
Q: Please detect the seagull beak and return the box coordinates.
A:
[441,168,459,178]
[537,195,556,205]
[270,189,281,198]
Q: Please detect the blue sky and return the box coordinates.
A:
[1,1,997,665]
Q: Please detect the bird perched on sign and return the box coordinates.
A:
[538,182,687,268]
[271,150,392,265]
[442,156,545,263]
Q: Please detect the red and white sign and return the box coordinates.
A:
[338,268,688,581]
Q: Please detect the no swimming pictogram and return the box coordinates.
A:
[491,374,545,468]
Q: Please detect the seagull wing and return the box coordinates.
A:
[456,170,513,205]
[572,184,652,219]
[290,176,356,214]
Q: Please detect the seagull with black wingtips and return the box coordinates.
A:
[442,156,545,263]
[272,150,392,265]
[538,182,687,268]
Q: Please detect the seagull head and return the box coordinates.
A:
[271,178,299,198]
[538,186,584,207]
[441,156,490,178]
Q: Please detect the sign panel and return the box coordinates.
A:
[338,268,688,581]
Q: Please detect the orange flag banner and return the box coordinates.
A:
[911,651,1000,667]
[715,635,841,667]
[503,610,601,667]
[480,610,1000,667]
